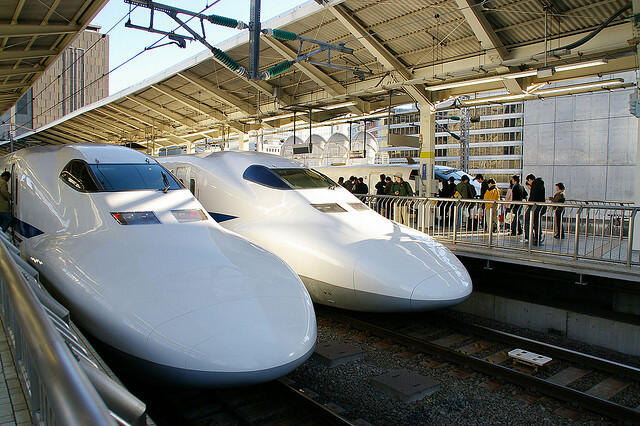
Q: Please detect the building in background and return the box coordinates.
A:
[0,26,108,141]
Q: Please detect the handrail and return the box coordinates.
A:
[0,240,115,425]
[358,195,640,270]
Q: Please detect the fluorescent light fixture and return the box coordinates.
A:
[555,59,608,72]
[503,70,537,79]
[534,78,623,95]
[425,76,504,91]
[262,112,297,122]
[463,94,526,105]
[322,101,357,110]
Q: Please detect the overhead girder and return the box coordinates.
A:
[0,24,81,37]
[73,115,126,139]
[0,49,59,61]
[125,95,198,127]
[57,121,110,142]
[328,3,432,106]
[260,35,365,114]
[0,66,44,78]
[177,71,257,116]
[454,0,508,63]
[99,106,148,131]
[109,103,194,147]
[0,81,31,91]
[150,84,227,121]
[84,111,144,136]
[30,133,64,145]
[47,127,93,144]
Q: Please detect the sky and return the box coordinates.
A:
[91,0,307,95]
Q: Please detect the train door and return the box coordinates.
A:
[10,163,17,242]
[189,171,200,198]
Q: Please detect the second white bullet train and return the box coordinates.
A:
[2,144,316,387]
[160,151,472,312]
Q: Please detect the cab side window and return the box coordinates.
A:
[60,160,99,192]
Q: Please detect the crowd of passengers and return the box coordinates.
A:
[336,172,566,247]
[338,174,414,197]
[439,173,567,245]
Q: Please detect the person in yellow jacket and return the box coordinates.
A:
[483,178,500,232]
[0,171,11,232]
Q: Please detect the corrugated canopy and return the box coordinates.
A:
[12,0,637,152]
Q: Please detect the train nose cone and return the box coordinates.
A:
[353,225,472,311]
[149,294,316,386]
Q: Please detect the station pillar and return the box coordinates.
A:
[418,103,436,197]
[633,0,640,245]
[237,132,247,151]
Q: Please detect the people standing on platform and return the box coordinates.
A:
[483,179,500,232]
[389,173,413,224]
[523,180,532,241]
[474,174,489,199]
[390,174,413,196]
[384,176,392,194]
[338,177,345,187]
[375,174,386,195]
[454,175,476,229]
[446,177,456,197]
[550,182,566,239]
[0,171,11,233]
[526,173,547,245]
[343,176,355,192]
[353,177,368,195]
[510,175,526,236]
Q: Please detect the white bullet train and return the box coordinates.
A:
[159,151,472,312]
[1,144,316,387]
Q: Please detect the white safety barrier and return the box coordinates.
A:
[358,195,639,268]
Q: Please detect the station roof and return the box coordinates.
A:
[0,0,110,116]
[13,0,638,151]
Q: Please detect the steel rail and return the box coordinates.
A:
[276,379,354,425]
[328,311,640,423]
[0,241,115,425]
[438,315,640,382]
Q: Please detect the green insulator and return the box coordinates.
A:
[263,60,293,79]
[271,29,298,41]
[212,47,240,72]
[449,115,461,120]
[208,14,239,29]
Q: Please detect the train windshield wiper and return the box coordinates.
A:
[161,172,170,193]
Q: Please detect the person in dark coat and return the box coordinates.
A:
[353,177,368,194]
[549,182,566,239]
[510,175,526,236]
[474,174,489,199]
[384,176,392,194]
[343,176,355,192]
[526,173,546,245]
[375,174,386,195]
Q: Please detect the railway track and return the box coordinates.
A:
[152,378,353,425]
[321,308,640,423]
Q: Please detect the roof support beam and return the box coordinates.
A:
[73,116,125,138]
[0,49,58,61]
[47,127,92,144]
[177,71,256,116]
[150,84,228,121]
[109,103,192,144]
[0,66,44,78]
[0,24,81,37]
[84,111,143,136]
[57,121,110,141]
[454,0,507,63]
[31,133,65,145]
[99,106,147,131]
[125,95,198,127]
[328,4,431,106]
[0,81,30,91]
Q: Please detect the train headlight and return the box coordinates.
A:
[171,209,208,223]
[111,211,160,225]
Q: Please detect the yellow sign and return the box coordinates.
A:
[419,151,435,158]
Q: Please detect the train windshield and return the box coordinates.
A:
[88,164,182,192]
[271,168,337,190]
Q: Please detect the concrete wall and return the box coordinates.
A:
[523,72,638,201]
[454,292,640,357]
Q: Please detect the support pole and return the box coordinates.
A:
[237,131,247,151]
[248,0,261,80]
[632,0,640,247]
[419,103,435,197]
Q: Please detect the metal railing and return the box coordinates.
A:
[358,195,639,268]
[0,233,146,425]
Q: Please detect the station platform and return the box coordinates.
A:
[0,315,31,426]
[440,229,640,282]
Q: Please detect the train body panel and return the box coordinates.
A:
[160,151,472,312]
[2,145,316,386]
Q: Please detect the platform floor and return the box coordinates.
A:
[0,315,31,426]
